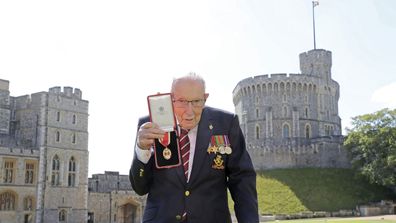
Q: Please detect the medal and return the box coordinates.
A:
[218,145,225,154]
[163,147,172,160]
[225,146,232,154]
[224,135,232,155]
[207,145,217,154]
[159,132,172,160]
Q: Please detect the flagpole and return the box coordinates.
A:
[312,1,317,50]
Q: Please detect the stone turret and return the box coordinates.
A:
[232,49,348,170]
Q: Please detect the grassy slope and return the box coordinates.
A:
[252,168,395,215]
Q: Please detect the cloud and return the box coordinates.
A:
[371,82,396,108]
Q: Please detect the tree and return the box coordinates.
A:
[344,108,396,188]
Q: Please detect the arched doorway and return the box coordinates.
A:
[121,203,137,223]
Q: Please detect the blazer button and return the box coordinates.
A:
[176,215,182,220]
[185,190,190,196]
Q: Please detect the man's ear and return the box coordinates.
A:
[204,93,209,99]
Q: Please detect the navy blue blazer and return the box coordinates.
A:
[130,106,259,223]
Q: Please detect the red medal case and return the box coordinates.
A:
[147,93,181,169]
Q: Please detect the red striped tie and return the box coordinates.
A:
[179,128,190,179]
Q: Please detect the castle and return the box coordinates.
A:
[232,49,350,169]
[0,80,143,223]
[0,48,350,222]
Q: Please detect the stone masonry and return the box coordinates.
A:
[232,49,350,169]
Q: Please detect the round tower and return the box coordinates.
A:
[232,49,348,169]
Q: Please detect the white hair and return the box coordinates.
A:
[171,72,206,92]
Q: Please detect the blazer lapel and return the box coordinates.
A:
[189,108,212,186]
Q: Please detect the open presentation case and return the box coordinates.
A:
[147,93,181,169]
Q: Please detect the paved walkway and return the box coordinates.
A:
[341,215,396,221]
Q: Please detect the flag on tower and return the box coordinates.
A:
[313,1,319,7]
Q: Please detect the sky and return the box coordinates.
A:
[1,0,395,176]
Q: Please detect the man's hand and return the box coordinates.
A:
[137,122,165,150]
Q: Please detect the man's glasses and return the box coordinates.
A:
[173,99,206,108]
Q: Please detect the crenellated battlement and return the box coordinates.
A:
[49,86,82,99]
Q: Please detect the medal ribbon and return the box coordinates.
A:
[211,136,216,146]
[214,135,220,147]
[159,132,170,147]
[220,135,225,146]
[224,135,230,146]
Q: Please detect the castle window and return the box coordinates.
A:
[74,100,77,106]
[256,125,260,139]
[59,209,67,222]
[56,131,61,142]
[25,162,35,184]
[283,94,287,102]
[68,157,76,187]
[72,133,76,144]
[72,114,76,124]
[3,159,15,183]
[0,191,16,210]
[256,109,259,118]
[282,124,290,138]
[305,125,311,139]
[51,155,60,186]
[305,107,309,118]
[23,196,34,211]
[56,111,61,122]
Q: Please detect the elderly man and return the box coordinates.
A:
[130,73,258,223]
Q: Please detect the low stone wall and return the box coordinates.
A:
[358,200,395,216]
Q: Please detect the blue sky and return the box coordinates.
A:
[1,0,395,175]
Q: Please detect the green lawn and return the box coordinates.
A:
[270,219,396,223]
[229,168,395,215]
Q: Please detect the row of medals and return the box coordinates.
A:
[207,144,232,155]
[161,134,233,160]
[163,144,233,160]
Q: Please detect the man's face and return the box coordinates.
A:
[172,79,208,130]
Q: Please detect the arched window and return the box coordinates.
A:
[68,157,76,187]
[282,124,290,138]
[59,209,67,222]
[305,107,309,118]
[255,125,260,139]
[51,155,60,186]
[24,196,34,211]
[256,109,259,118]
[0,192,16,210]
[305,125,311,139]
[56,131,60,142]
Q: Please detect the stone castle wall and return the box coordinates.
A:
[248,137,349,169]
[233,49,350,169]
[0,82,90,223]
